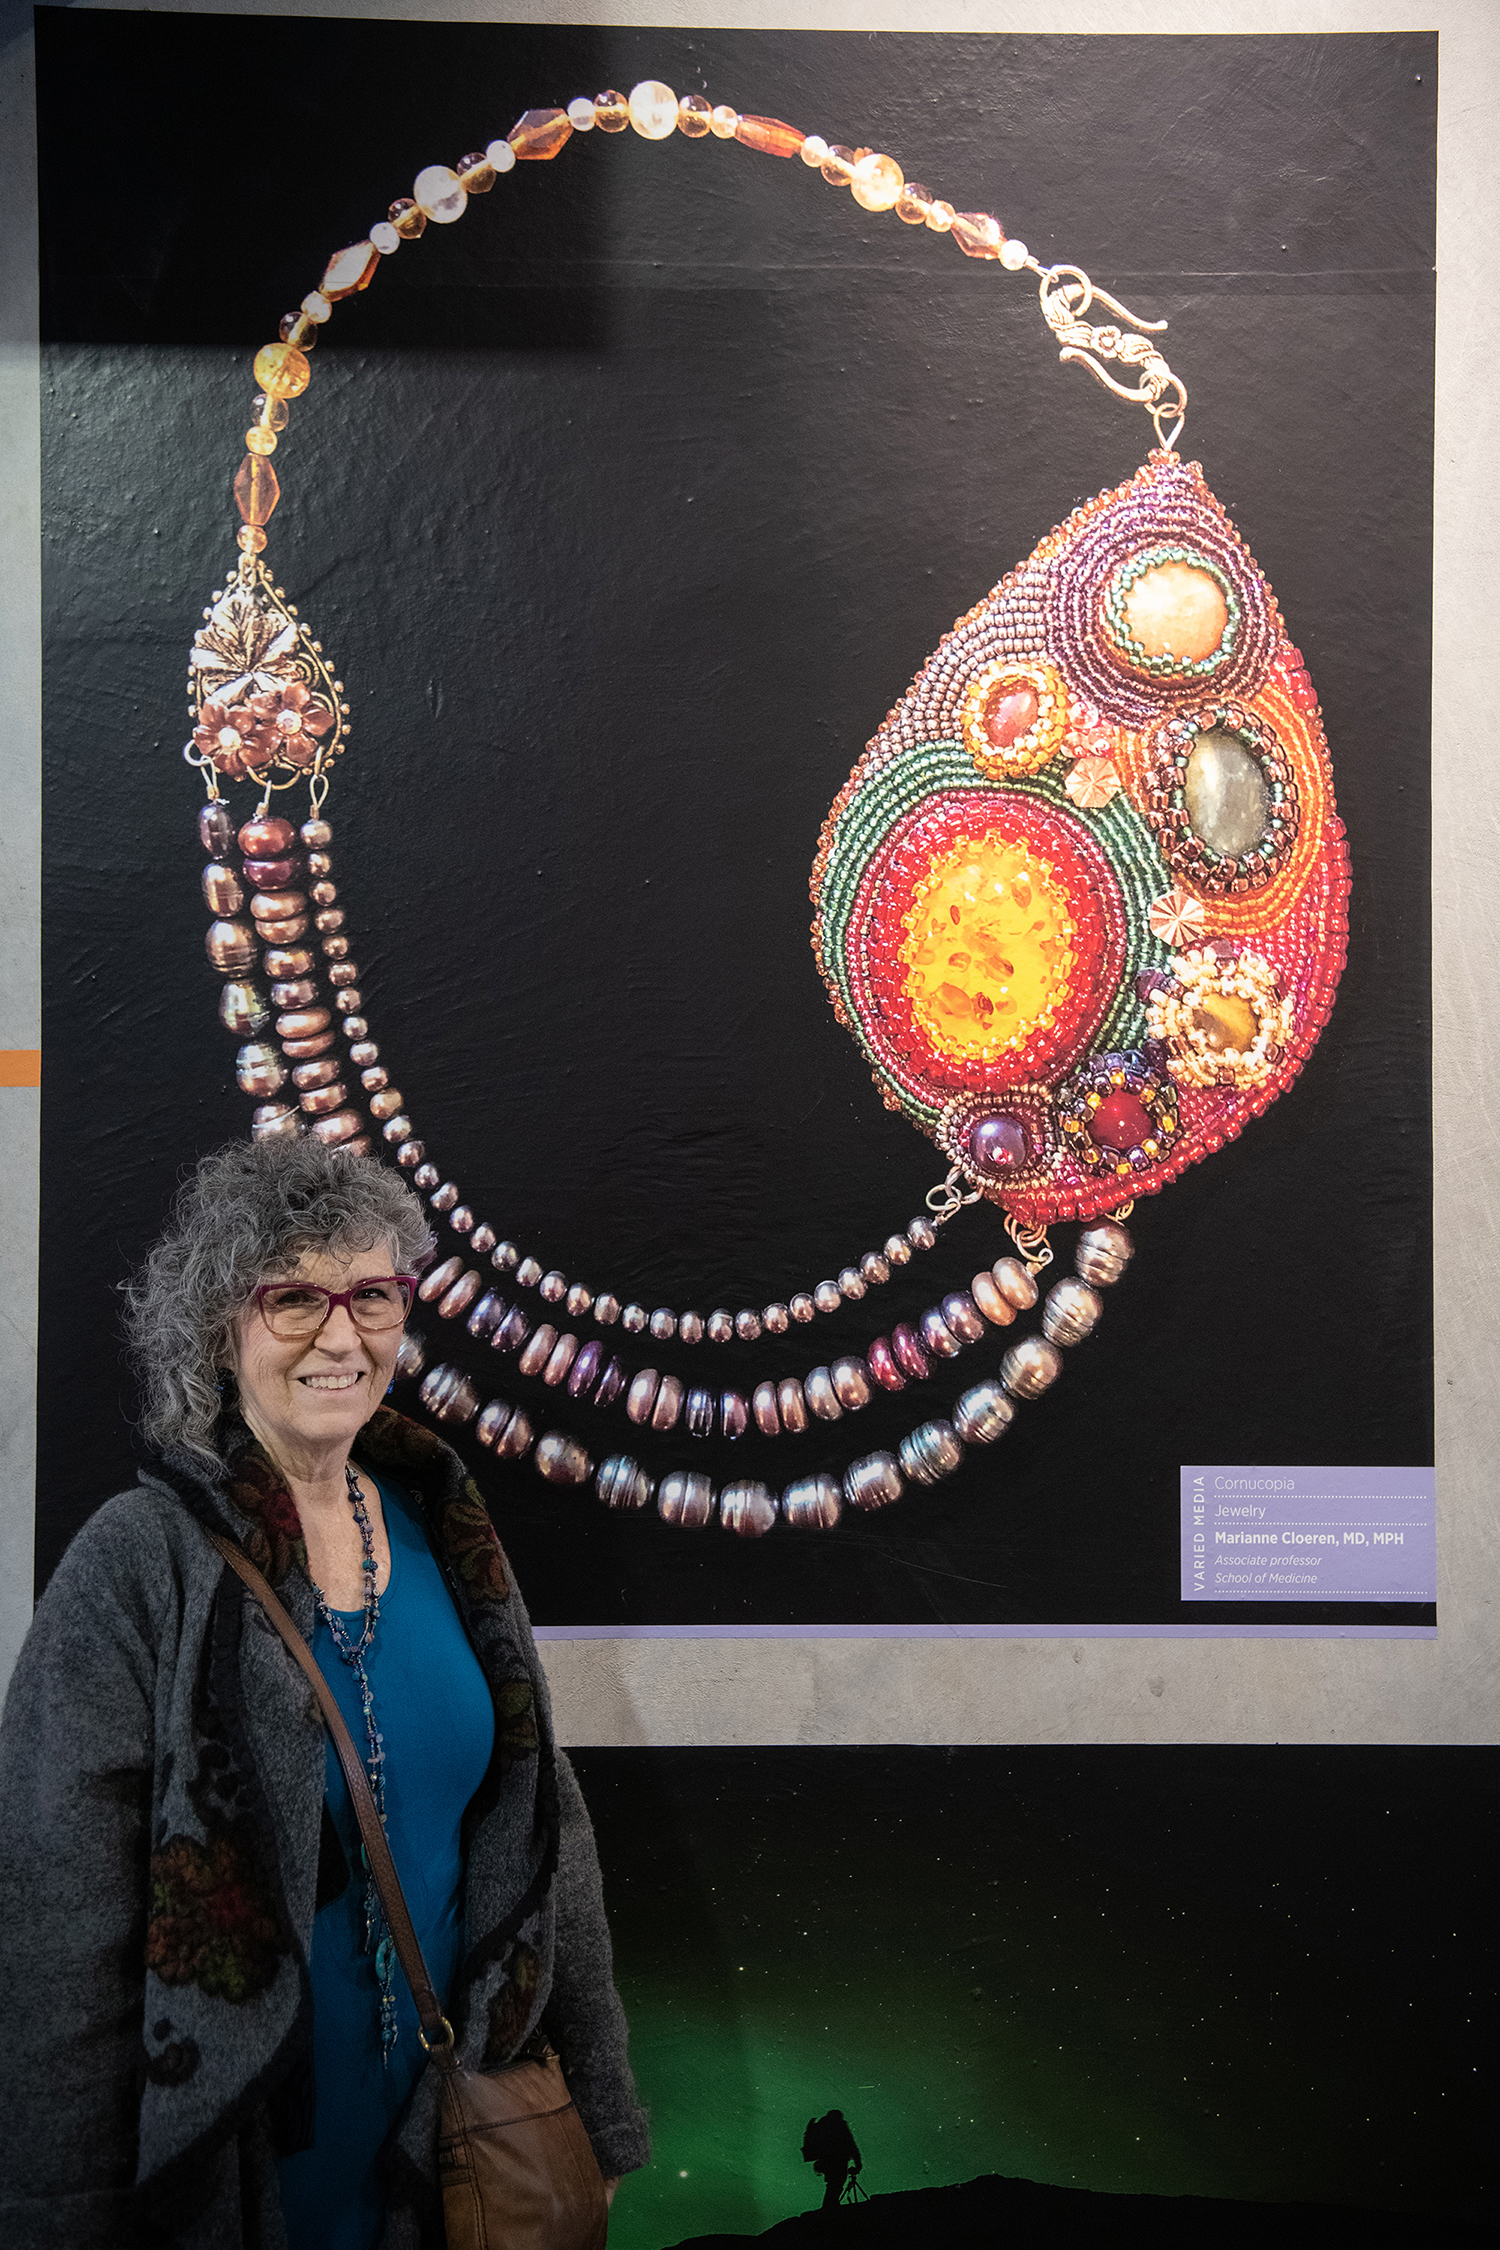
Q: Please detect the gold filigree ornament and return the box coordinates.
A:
[185,564,350,802]
[1146,947,1293,1092]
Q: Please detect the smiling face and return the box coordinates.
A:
[228,1237,406,1481]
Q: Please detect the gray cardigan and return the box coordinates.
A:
[0,1408,648,2247]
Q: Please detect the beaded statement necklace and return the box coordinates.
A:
[311,1465,399,2056]
[186,81,1349,1537]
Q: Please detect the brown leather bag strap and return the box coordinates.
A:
[205,1527,457,2062]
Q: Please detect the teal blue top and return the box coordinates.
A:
[276,1473,496,2250]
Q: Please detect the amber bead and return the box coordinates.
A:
[925,199,956,232]
[244,427,278,457]
[237,527,268,556]
[628,81,679,139]
[508,109,572,161]
[278,313,317,349]
[251,393,289,431]
[413,165,466,222]
[322,240,381,298]
[389,197,427,239]
[709,104,739,139]
[736,114,803,159]
[820,145,856,183]
[678,94,712,137]
[566,99,596,132]
[206,920,256,973]
[851,152,904,210]
[951,211,1004,259]
[455,153,496,193]
[895,181,932,224]
[234,454,281,527]
[253,342,311,398]
[301,292,332,324]
[202,863,243,915]
[594,90,630,132]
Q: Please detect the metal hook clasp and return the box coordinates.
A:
[1036,264,1187,452]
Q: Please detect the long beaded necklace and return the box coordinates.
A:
[310,1464,398,2058]
[186,80,1349,1539]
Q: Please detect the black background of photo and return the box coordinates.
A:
[35,14,1435,1626]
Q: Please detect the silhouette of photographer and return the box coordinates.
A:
[801,2109,863,2208]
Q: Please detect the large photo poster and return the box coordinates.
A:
[36,14,1433,1634]
[12,9,1492,2244]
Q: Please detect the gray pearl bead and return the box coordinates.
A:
[782,1473,842,1530]
[658,1471,715,1529]
[393,1331,426,1380]
[492,1407,534,1460]
[707,1309,734,1343]
[419,1364,479,1426]
[907,1216,937,1251]
[566,1283,592,1318]
[813,1281,842,1315]
[621,1303,648,1334]
[1076,1219,1134,1288]
[720,1481,777,1538]
[898,1420,964,1486]
[625,1369,660,1425]
[804,1367,843,1422]
[596,1455,653,1512]
[517,1324,558,1380]
[1043,1278,1103,1347]
[686,1387,715,1439]
[593,1292,621,1325]
[649,1307,676,1342]
[1001,1336,1064,1398]
[883,1233,912,1267]
[860,1252,891,1287]
[953,1381,1017,1445]
[842,1451,904,1512]
[940,1290,986,1346]
[838,1266,866,1301]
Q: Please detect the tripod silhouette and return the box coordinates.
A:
[801,2109,864,2210]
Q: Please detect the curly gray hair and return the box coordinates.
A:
[124,1138,436,1468]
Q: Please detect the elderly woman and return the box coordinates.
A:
[0,1138,647,2248]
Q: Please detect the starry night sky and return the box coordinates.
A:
[575,1748,1493,2244]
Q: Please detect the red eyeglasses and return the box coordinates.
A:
[252,1276,417,1341]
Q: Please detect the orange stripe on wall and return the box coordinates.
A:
[0,1051,41,1087]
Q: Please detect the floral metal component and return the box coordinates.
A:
[186,567,349,793]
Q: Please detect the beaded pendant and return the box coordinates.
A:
[811,451,1349,1227]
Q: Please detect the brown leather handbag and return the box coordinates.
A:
[208,1531,609,2250]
